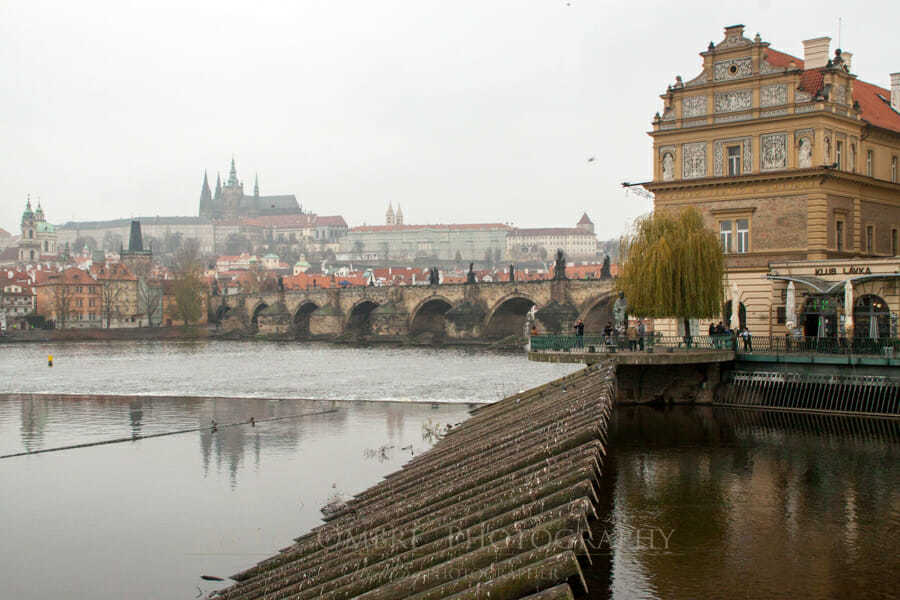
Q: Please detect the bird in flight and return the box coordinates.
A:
[587,157,596,162]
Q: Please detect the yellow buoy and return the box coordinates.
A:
[48,355,53,367]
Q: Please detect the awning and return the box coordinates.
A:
[766,272,900,295]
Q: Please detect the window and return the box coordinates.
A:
[736,219,749,253]
[836,141,843,169]
[836,220,844,251]
[892,156,897,183]
[776,306,786,324]
[866,150,874,177]
[720,220,732,253]
[866,225,874,253]
[727,145,741,176]
[850,144,856,172]
[892,228,898,256]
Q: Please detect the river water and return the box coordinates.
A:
[0,341,897,599]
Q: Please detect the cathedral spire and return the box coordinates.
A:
[227,156,239,186]
[214,173,222,201]
[254,173,259,197]
[199,170,213,217]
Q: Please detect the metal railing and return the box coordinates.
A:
[530,334,733,353]
[530,334,900,356]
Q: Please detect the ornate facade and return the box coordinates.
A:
[644,24,900,339]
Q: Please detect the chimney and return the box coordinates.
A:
[892,73,900,112]
[802,37,831,69]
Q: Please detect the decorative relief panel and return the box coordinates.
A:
[661,152,675,181]
[682,142,707,179]
[761,109,789,118]
[713,137,752,176]
[761,133,787,171]
[832,84,848,105]
[760,60,783,74]
[760,84,787,107]
[795,90,812,103]
[795,104,816,113]
[682,96,707,118]
[714,57,752,81]
[796,136,813,168]
[715,89,752,113]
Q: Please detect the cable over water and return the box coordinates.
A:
[0,407,339,460]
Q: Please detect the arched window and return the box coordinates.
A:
[723,300,747,330]
[853,294,889,339]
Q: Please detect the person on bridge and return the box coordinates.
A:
[626,321,638,351]
[573,319,585,348]
[637,319,646,351]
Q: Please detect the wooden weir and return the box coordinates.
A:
[218,363,616,600]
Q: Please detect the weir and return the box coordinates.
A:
[219,364,616,600]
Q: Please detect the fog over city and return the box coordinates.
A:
[2,0,897,238]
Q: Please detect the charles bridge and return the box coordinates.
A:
[209,278,617,340]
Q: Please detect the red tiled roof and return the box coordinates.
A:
[317,215,348,228]
[852,79,900,134]
[577,213,593,225]
[352,223,511,233]
[762,49,803,70]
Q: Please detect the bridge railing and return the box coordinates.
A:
[530,334,728,353]
[741,335,899,356]
[530,334,900,356]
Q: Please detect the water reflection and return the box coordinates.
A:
[592,407,900,600]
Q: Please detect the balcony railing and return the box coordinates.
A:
[530,334,900,357]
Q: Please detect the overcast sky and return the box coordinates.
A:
[2,0,897,239]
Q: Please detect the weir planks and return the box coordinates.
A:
[219,363,615,600]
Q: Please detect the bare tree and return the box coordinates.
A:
[169,240,205,328]
[100,280,122,328]
[51,283,73,329]
[137,279,163,327]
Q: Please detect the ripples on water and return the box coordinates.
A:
[0,340,579,402]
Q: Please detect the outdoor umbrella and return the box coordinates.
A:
[730,282,740,330]
[785,282,795,330]
[844,281,853,337]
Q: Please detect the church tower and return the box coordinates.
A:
[199,171,213,218]
[222,157,244,219]
[385,202,395,225]
[395,204,404,225]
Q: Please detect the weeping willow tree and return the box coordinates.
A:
[617,207,724,332]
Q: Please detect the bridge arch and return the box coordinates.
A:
[250,301,269,330]
[483,294,537,339]
[579,292,617,334]
[409,295,454,337]
[292,301,320,338]
[214,303,232,323]
[346,299,379,336]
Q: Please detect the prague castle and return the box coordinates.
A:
[199,158,301,220]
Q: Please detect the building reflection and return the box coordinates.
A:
[595,407,899,600]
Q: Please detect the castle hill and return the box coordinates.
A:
[1,9,898,600]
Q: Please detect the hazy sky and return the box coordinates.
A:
[2,1,897,239]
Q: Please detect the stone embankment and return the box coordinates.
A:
[0,326,208,344]
[218,363,615,600]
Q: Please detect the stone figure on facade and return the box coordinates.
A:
[466,263,476,284]
[662,153,674,181]
[553,249,567,280]
[509,265,516,282]
[428,267,440,285]
[798,137,812,168]
[613,291,628,331]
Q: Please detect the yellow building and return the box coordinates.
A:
[642,24,900,339]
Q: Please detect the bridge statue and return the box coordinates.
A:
[613,291,628,331]
[429,267,440,285]
[466,263,476,284]
[553,250,567,280]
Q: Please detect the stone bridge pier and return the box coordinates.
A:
[209,278,616,342]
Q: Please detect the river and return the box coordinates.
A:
[0,341,897,599]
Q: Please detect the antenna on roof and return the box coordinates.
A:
[837,17,842,49]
